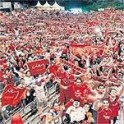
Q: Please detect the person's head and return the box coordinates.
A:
[23,65,28,70]
[83,103,90,113]
[63,65,68,71]
[66,45,69,49]
[97,84,106,93]
[74,59,79,66]
[109,88,117,97]
[36,80,42,86]
[102,99,109,109]
[26,71,30,77]
[67,67,73,74]
[73,100,80,108]
[6,68,10,73]
[75,78,82,87]
[53,103,60,111]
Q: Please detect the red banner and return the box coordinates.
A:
[27,59,49,76]
[70,43,104,57]
[1,84,26,107]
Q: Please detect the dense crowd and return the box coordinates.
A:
[0,7,124,124]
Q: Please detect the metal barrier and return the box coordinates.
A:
[5,101,33,124]
[4,86,59,124]
[26,91,59,124]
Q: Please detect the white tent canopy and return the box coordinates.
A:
[43,1,51,8]
[36,1,65,11]
[36,1,43,8]
[52,1,65,10]
[60,6,65,11]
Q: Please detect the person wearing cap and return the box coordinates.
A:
[65,100,85,123]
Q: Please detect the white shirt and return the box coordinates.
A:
[23,76,33,86]
[33,81,46,100]
[66,106,85,123]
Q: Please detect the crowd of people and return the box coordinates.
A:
[0,7,124,124]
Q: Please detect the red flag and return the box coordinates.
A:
[27,59,49,76]
[1,84,26,107]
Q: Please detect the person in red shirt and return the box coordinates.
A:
[97,99,112,124]
[58,66,74,105]
[59,77,90,107]
[57,68,67,81]
[108,91,119,124]
[49,63,59,77]
[108,85,124,124]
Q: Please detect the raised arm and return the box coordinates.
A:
[118,83,124,96]
[59,81,68,90]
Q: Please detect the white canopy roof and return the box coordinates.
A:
[52,1,60,8]
[36,1,43,8]
[52,1,65,10]
[60,6,65,11]
[43,1,51,8]
[36,1,65,11]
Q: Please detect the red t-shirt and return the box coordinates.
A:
[61,73,74,86]
[97,107,112,124]
[49,64,59,76]
[59,74,74,104]
[66,83,89,103]
[68,74,74,83]
[108,96,119,118]
[57,70,67,79]
[59,88,66,104]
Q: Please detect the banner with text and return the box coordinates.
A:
[27,59,49,76]
[1,84,26,107]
